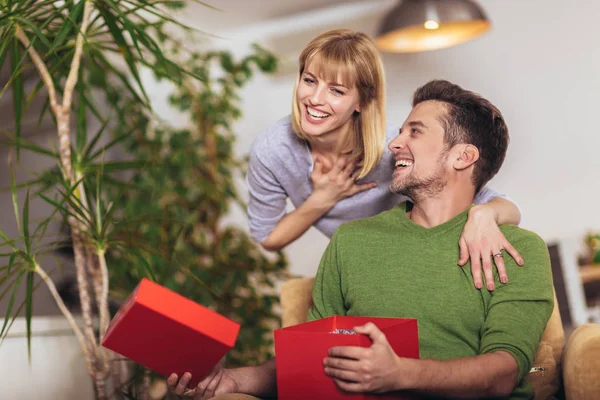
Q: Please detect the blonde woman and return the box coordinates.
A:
[247,29,523,288]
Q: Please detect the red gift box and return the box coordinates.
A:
[101,278,240,388]
[274,316,419,400]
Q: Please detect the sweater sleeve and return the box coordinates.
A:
[246,134,288,243]
[478,229,554,381]
[474,186,522,223]
[308,231,346,321]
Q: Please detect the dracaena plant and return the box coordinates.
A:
[0,1,286,399]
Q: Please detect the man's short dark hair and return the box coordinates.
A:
[412,80,509,192]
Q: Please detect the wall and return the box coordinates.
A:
[183,0,600,277]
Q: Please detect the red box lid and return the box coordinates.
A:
[101,278,240,387]
[275,316,419,400]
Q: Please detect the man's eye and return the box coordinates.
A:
[411,129,421,135]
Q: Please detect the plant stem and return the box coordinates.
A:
[14,25,60,113]
[63,0,93,111]
[35,264,92,374]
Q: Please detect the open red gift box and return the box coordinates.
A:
[274,316,419,400]
[101,278,240,388]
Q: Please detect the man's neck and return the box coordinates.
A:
[407,187,476,228]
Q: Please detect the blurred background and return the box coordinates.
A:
[1,0,600,398]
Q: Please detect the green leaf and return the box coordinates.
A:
[13,16,53,49]
[131,249,156,281]
[97,5,150,105]
[10,37,23,160]
[81,116,110,160]
[0,131,59,159]
[10,165,21,235]
[49,0,84,52]
[25,270,34,361]
[23,188,30,255]
[0,269,25,339]
[87,133,129,161]
[75,75,87,155]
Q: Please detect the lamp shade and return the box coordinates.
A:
[376,0,491,53]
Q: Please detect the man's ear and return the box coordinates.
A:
[453,144,479,170]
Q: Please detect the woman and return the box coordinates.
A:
[247,29,522,290]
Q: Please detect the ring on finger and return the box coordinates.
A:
[493,251,503,258]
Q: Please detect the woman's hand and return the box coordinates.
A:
[459,205,524,291]
[310,156,376,208]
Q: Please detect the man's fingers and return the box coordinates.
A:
[175,372,192,395]
[470,254,483,289]
[504,242,524,266]
[201,368,224,400]
[458,237,469,266]
[167,373,179,391]
[323,356,361,371]
[333,378,364,393]
[329,345,367,360]
[325,367,361,383]
[353,322,388,344]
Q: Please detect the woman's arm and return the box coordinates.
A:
[461,189,524,290]
[261,156,376,251]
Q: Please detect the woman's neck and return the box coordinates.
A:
[309,119,355,157]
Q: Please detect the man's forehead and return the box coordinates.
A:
[404,101,447,125]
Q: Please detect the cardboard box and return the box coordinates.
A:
[102,278,240,388]
[274,316,419,400]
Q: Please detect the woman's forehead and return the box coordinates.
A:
[304,54,356,88]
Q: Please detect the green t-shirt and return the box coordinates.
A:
[308,202,554,399]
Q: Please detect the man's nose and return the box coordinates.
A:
[389,134,406,151]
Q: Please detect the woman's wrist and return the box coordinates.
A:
[306,191,337,213]
[469,204,499,224]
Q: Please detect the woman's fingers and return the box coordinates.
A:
[492,249,508,284]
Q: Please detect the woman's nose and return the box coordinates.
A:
[309,86,326,105]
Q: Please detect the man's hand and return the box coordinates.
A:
[323,322,407,393]
[167,364,240,400]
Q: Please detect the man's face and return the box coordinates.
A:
[388,101,452,199]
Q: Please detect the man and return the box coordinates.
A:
[169,80,553,399]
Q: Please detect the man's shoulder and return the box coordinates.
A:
[500,225,547,252]
[334,206,402,238]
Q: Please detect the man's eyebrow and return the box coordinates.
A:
[408,120,428,129]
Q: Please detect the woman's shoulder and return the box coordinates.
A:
[251,115,303,155]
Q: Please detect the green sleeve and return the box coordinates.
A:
[307,231,346,321]
[479,229,554,381]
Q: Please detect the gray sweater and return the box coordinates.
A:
[246,116,513,243]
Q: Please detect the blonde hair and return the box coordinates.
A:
[291,29,386,179]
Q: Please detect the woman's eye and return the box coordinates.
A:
[303,77,315,84]
[331,88,345,96]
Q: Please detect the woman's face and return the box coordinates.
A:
[295,62,361,139]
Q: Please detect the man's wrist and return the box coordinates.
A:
[391,356,419,392]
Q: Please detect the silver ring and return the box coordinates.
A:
[493,252,503,258]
